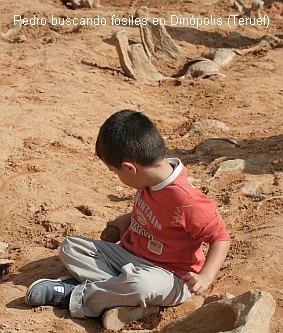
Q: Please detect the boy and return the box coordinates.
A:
[26,110,230,330]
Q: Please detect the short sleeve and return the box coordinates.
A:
[180,194,230,243]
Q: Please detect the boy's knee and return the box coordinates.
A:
[59,236,76,258]
[121,264,173,296]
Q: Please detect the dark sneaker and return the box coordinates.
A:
[25,276,79,308]
[102,305,159,330]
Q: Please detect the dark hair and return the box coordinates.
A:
[95,109,166,168]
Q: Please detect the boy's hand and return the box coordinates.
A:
[182,240,231,295]
[181,271,212,295]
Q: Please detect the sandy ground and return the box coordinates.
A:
[0,0,282,332]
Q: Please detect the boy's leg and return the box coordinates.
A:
[59,236,191,318]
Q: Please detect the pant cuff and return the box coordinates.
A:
[69,282,87,318]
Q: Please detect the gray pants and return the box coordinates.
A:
[60,236,191,318]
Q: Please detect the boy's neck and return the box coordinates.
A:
[138,158,174,188]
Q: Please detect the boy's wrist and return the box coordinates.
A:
[198,271,214,284]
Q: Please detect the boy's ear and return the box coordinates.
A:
[121,161,137,174]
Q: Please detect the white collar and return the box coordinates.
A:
[150,158,183,191]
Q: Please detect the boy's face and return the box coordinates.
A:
[106,162,142,189]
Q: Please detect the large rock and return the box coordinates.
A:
[111,30,163,83]
[135,6,185,64]
[160,290,276,333]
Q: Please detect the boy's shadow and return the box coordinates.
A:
[5,255,67,287]
[4,255,104,332]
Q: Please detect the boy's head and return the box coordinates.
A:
[95,109,166,169]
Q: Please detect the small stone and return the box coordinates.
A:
[186,120,229,136]
[63,0,100,9]
[0,259,13,270]
[241,181,267,200]
[0,20,26,43]
[0,241,9,253]
[213,159,246,178]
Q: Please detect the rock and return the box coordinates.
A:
[213,159,246,178]
[103,305,159,331]
[42,31,60,43]
[257,35,282,49]
[0,20,26,43]
[62,0,100,9]
[135,6,186,64]
[191,138,238,156]
[251,0,264,18]
[241,181,267,200]
[0,241,9,253]
[185,120,229,136]
[203,292,235,305]
[160,290,276,333]
[233,0,264,17]
[206,49,236,66]
[0,259,13,272]
[111,30,163,83]
[100,225,121,243]
[185,49,235,78]
[186,59,221,78]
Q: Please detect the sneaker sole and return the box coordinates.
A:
[25,275,73,306]
[103,305,159,331]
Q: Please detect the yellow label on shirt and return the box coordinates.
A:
[147,240,163,255]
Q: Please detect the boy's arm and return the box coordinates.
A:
[181,240,230,295]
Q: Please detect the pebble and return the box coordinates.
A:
[0,241,8,253]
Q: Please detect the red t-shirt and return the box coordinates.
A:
[121,158,230,278]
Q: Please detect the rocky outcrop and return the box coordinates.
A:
[160,290,276,333]
[111,30,163,83]
[135,6,185,64]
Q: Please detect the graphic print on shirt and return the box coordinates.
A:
[147,239,163,255]
[134,191,161,230]
[131,218,153,240]
[132,191,164,255]
[171,205,192,226]
[136,208,146,225]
